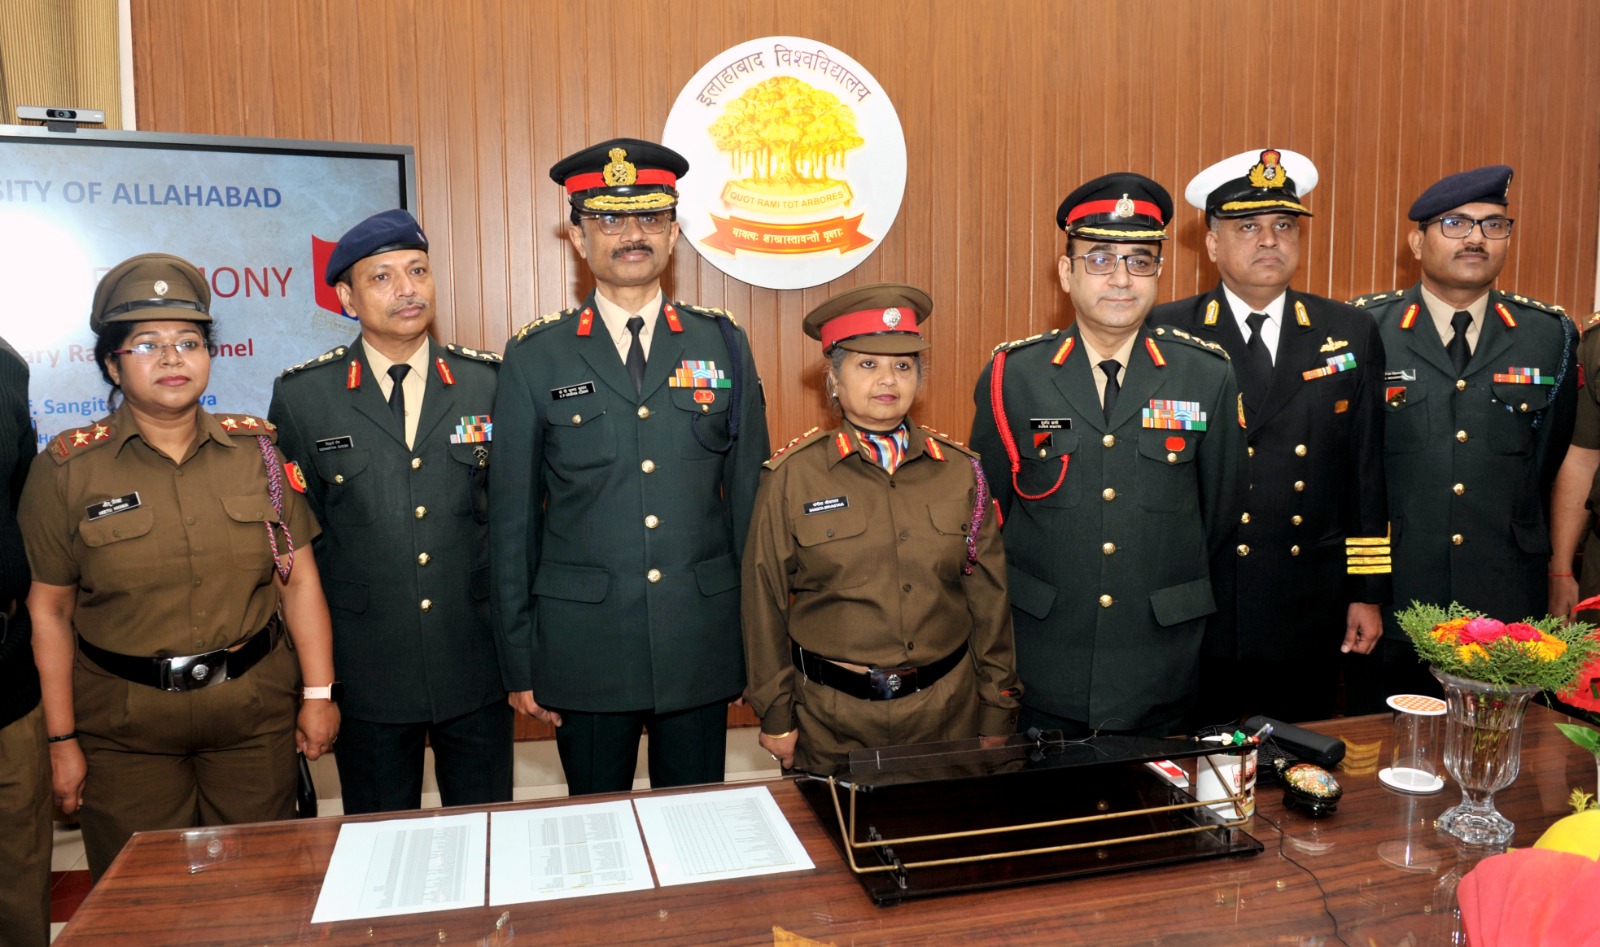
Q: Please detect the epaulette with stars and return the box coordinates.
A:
[1348,288,1406,309]
[991,329,1060,356]
[279,345,348,377]
[46,421,115,463]
[1151,326,1231,359]
[674,301,739,327]
[919,424,978,459]
[215,414,278,443]
[445,343,502,363]
[514,308,575,341]
[1587,311,1600,329]
[1497,289,1566,315]
[763,426,824,470]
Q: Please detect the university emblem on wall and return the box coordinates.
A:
[664,36,907,290]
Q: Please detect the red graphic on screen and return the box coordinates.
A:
[311,236,350,317]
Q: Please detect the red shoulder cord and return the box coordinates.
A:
[989,350,1068,500]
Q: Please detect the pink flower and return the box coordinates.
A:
[1504,622,1542,642]
[1460,617,1508,644]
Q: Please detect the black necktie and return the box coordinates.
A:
[1099,359,1121,421]
[1447,310,1473,375]
[1245,312,1274,378]
[386,364,409,431]
[625,315,647,394]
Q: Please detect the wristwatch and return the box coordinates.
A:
[301,683,342,702]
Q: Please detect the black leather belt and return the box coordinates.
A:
[791,640,968,701]
[79,616,281,693]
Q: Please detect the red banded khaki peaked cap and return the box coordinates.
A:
[803,282,934,355]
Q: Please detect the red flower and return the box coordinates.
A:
[1504,622,1542,642]
[1460,617,1509,645]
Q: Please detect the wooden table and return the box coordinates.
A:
[55,708,1597,946]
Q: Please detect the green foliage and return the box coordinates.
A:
[1394,601,1600,692]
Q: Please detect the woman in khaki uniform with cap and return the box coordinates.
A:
[22,253,339,879]
[741,283,1020,773]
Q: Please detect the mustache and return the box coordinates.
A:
[612,242,652,259]
[387,297,429,316]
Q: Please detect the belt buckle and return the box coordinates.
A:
[868,666,917,700]
[160,651,230,692]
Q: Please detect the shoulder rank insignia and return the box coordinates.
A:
[675,301,739,327]
[48,422,115,463]
[514,308,572,341]
[764,426,823,469]
[1350,288,1404,308]
[215,414,277,441]
[1498,290,1565,315]
[919,425,976,459]
[1320,337,1348,353]
[991,329,1058,356]
[1161,328,1230,359]
[1587,311,1600,328]
[445,343,502,363]
[280,345,348,376]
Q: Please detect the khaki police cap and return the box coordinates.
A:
[91,253,211,332]
[804,282,933,355]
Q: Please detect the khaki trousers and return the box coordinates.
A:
[0,702,51,947]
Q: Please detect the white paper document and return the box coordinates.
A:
[632,786,814,886]
[310,812,487,923]
[488,800,655,905]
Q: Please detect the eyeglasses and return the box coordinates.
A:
[112,339,206,359]
[580,212,672,235]
[1423,215,1515,240]
[1068,252,1162,277]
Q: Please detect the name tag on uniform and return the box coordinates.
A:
[551,381,596,400]
[86,492,140,521]
[1384,369,1416,382]
[1031,418,1070,449]
[803,496,849,515]
[315,435,354,452]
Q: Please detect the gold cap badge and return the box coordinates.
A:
[1247,149,1287,189]
[602,147,637,186]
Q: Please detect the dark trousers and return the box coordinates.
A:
[1344,637,1443,717]
[1017,704,1180,740]
[1188,654,1342,730]
[551,699,730,796]
[334,700,513,814]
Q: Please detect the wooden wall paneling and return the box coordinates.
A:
[128,0,1600,451]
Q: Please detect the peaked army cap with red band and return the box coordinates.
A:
[803,282,934,355]
[550,137,690,214]
[1055,172,1173,241]
[90,252,212,331]
[1185,147,1319,218]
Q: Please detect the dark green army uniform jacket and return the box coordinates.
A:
[1352,284,1577,629]
[490,292,769,714]
[268,337,504,724]
[970,322,1245,731]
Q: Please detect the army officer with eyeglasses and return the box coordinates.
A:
[970,173,1245,739]
[22,254,338,879]
[1348,166,1578,711]
[491,138,769,795]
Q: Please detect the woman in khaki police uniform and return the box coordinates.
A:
[21,254,339,879]
[741,283,1020,773]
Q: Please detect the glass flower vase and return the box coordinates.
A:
[1431,667,1541,847]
